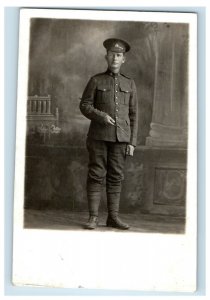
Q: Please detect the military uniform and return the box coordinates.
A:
[80,38,138,230]
[81,70,138,145]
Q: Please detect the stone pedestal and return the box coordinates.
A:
[146,23,188,148]
[142,23,189,218]
[139,147,187,217]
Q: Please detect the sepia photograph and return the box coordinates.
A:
[12,9,197,291]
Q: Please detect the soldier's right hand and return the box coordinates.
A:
[104,115,115,126]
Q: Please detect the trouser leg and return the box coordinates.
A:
[106,142,127,194]
[106,142,129,230]
[85,138,107,229]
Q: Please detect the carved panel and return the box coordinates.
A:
[154,168,186,206]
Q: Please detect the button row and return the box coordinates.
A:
[115,78,119,110]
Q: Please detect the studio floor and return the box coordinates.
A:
[24,209,185,234]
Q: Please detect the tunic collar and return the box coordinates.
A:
[105,69,121,77]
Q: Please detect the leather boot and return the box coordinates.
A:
[106,193,130,230]
[85,191,101,229]
[85,216,98,229]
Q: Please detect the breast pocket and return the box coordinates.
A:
[96,85,111,103]
[119,85,131,105]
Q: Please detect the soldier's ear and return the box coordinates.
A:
[122,55,126,64]
[105,54,108,62]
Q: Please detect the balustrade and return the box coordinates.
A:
[27,95,54,115]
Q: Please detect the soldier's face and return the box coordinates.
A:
[105,51,125,73]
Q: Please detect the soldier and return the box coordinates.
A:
[80,38,138,230]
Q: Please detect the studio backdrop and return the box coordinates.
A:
[24,18,188,217]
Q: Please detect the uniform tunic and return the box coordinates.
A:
[80,69,138,146]
[80,69,138,193]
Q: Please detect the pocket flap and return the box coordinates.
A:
[119,84,131,93]
[97,85,111,92]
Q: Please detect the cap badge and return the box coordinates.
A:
[115,43,124,50]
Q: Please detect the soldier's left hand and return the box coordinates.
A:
[126,145,135,156]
